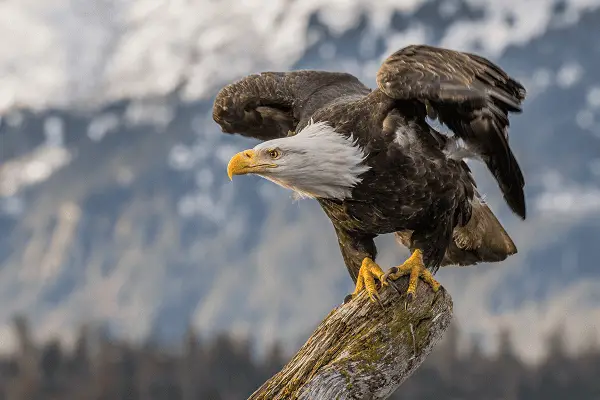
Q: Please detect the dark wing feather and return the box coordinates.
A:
[213,70,370,142]
[376,44,527,219]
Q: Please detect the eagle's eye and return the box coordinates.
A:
[267,149,281,159]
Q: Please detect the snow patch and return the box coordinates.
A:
[0,145,72,197]
[1,0,599,112]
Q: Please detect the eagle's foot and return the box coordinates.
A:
[382,249,440,301]
[349,257,386,305]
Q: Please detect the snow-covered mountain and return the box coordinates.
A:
[1,0,600,362]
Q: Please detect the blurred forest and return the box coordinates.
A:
[0,317,598,400]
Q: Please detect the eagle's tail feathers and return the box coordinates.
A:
[394,198,517,268]
[451,199,517,265]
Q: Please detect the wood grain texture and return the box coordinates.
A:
[248,276,453,400]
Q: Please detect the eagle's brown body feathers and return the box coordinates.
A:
[213,44,526,282]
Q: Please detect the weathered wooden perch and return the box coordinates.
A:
[248,276,453,400]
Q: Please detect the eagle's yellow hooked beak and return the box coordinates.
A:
[227,149,276,180]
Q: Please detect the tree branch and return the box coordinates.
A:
[248,276,453,400]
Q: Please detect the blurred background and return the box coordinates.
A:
[1,0,600,399]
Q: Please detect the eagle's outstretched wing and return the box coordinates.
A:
[377,45,527,219]
[213,70,370,141]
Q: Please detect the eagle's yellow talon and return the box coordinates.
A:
[382,249,441,300]
[351,257,386,301]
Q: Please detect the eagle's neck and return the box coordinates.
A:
[259,120,371,200]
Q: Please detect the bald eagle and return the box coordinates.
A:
[213,45,526,302]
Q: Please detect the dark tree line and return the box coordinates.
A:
[396,324,600,400]
[0,316,598,400]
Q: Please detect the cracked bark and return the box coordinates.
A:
[248,275,453,400]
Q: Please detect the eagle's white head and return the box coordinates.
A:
[226,120,371,200]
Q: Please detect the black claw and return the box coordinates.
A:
[407,292,414,303]
[388,280,403,297]
[375,296,385,310]
[343,294,354,304]
[383,266,399,281]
